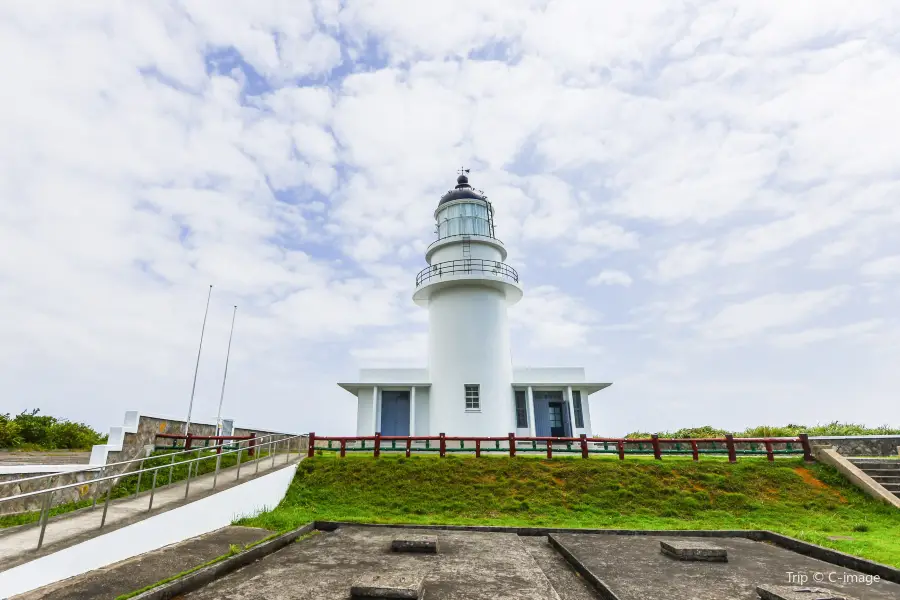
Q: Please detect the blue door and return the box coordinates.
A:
[380,391,410,436]
[534,391,566,437]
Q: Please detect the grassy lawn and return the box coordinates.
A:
[238,453,900,568]
[0,447,273,528]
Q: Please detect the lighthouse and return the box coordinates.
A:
[339,171,611,438]
[412,171,523,435]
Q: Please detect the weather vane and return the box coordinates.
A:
[457,166,470,176]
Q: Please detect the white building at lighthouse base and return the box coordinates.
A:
[339,367,610,438]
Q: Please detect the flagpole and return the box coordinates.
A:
[185,284,213,436]
[215,305,238,436]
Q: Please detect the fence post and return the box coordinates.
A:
[374,432,381,458]
[37,487,53,550]
[799,434,814,462]
[249,432,256,457]
[405,437,412,458]
[185,433,193,451]
[580,434,588,459]
[307,432,316,458]
[508,433,516,457]
[439,433,446,458]
[725,434,737,463]
[764,440,774,462]
[546,439,552,459]
[651,434,662,460]
[617,440,625,460]
[475,439,481,458]
[690,440,699,461]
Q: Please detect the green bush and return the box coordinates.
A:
[15,409,58,446]
[0,409,106,450]
[624,423,900,439]
[0,414,23,448]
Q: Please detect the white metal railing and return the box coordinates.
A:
[0,432,308,552]
[0,430,297,490]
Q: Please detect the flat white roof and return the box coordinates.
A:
[337,382,611,395]
[513,382,612,395]
[338,382,432,395]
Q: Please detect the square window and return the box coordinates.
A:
[465,384,480,410]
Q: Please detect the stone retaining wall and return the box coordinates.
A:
[811,436,900,457]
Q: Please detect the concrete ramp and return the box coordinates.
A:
[0,458,299,599]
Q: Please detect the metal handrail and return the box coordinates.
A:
[0,430,295,489]
[415,258,519,287]
[1,432,309,552]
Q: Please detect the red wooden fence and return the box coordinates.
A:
[305,432,814,463]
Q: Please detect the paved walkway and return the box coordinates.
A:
[0,452,300,569]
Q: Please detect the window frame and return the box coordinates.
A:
[464,384,480,411]
[572,390,584,428]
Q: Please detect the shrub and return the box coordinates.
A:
[15,409,58,446]
[0,414,23,448]
[624,423,900,439]
[0,409,106,450]
[49,420,106,449]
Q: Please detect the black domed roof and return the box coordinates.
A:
[439,173,486,206]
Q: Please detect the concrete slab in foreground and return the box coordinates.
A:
[184,526,572,599]
[548,533,900,600]
[13,526,271,600]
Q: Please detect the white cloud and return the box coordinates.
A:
[862,255,900,278]
[654,241,717,283]
[1,1,900,437]
[701,288,850,340]
[588,270,633,287]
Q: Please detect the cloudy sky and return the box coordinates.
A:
[2,1,898,437]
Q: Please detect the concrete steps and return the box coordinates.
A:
[849,459,900,499]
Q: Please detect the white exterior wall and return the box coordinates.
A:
[428,286,513,436]
[356,388,374,436]
[513,367,586,383]
[430,241,503,264]
[415,387,430,435]
[359,368,428,383]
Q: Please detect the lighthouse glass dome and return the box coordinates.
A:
[436,202,491,238]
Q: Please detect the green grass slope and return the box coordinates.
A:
[239,454,900,567]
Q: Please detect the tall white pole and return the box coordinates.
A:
[185,284,213,436]
[215,305,238,436]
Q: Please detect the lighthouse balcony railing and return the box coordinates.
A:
[415,258,519,287]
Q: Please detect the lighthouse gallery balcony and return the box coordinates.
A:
[415,258,519,287]
[413,257,523,307]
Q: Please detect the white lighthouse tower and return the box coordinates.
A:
[339,171,610,439]
[412,170,523,436]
